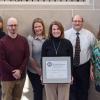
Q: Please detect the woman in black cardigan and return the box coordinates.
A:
[41,21,73,100]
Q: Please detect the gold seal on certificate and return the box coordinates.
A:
[42,57,71,83]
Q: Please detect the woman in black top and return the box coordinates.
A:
[41,21,73,100]
[0,16,5,100]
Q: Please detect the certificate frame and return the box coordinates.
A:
[42,57,71,83]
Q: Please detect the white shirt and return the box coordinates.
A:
[64,28,96,65]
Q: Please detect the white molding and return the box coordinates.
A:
[0,0,90,6]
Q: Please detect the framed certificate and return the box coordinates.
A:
[42,57,71,83]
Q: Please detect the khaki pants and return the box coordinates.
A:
[45,83,70,100]
[1,78,25,100]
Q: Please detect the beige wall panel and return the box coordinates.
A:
[1,9,100,37]
[94,0,100,9]
[0,10,72,36]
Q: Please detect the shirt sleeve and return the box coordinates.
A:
[41,40,48,68]
[41,40,48,57]
[90,32,96,48]
[27,35,33,61]
[67,40,73,76]
[0,40,14,72]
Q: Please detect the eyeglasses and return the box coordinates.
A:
[73,20,83,23]
[8,24,17,27]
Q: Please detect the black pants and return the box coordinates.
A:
[27,70,43,100]
[69,61,90,100]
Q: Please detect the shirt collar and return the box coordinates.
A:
[34,35,46,40]
[72,28,83,35]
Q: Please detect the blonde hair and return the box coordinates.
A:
[32,18,45,36]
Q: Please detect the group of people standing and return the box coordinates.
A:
[0,14,99,100]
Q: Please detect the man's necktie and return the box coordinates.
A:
[73,32,81,66]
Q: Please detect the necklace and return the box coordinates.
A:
[52,40,61,55]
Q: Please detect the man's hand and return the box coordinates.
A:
[70,76,74,85]
[90,64,94,81]
[12,69,21,79]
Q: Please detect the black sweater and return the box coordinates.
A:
[41,37,73,73]
[0,30,5,39]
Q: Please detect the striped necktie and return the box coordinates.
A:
[73,32,81,66]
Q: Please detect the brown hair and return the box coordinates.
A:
[48,21,64,39]
[0,16,3,30]
[32,18,45,36]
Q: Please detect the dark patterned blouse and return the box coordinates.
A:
[92,40,100,92]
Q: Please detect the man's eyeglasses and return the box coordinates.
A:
[8,24,17,27]
[73,20,83,23]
